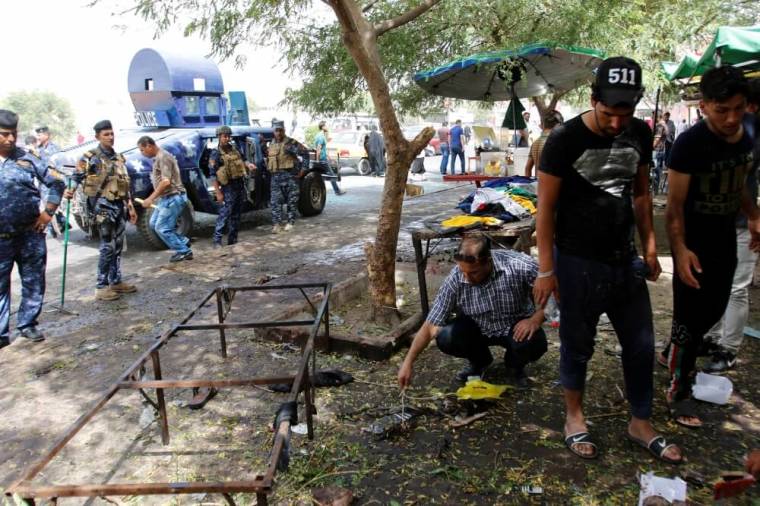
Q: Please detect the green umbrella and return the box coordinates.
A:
[502,99,527,129]
[665,26,760,81]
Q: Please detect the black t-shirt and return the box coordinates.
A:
[539,114,652,264]
[668,119,754,255]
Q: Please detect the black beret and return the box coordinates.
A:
[0,110,19,129]
[216,125,232,136]
[93,119,113,134]
[35,126,49,133]
[272,120,286,130]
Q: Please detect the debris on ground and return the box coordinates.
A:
[638,472,687,505]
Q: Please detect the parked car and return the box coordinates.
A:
[327,130,372,175]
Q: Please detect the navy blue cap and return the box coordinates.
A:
[93,119,113,133]
[0,110,19,129]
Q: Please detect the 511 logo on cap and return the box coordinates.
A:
[607,68,637,85]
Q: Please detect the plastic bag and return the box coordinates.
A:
[456,379,510,400]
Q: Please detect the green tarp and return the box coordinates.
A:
[666,25,760,81]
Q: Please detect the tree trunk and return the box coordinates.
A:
[328,0,435,324]
[531,92,565,118]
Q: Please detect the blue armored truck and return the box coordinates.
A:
[52,48,332,248]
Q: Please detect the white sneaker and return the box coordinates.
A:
[284,223,294,232]
[272,224,283,234]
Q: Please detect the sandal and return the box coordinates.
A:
[188,387,218,410]
[564,431,598,460]
[669,398,703,428]
[627,433,683,465]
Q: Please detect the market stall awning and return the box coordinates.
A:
[666,25,760,81]
[414,43,605,101]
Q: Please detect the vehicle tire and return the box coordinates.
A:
[136,200,195,250]
[357,158,372,176]
[298,172,326,217]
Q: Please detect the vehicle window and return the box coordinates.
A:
[205,97,220,116]
[332,131,358,144]
[185,96,200,116]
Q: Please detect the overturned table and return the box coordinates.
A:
[410,213,534,317]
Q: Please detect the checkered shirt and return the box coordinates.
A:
[426,250,538,337]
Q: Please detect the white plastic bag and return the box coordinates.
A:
[692,372,733,405]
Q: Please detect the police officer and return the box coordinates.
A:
[0,110,65,348]
[210,125,255,247]
[67,120,137,301]
[35,126,60,162]
[269,122,306,233]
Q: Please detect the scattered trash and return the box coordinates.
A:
[743,326,760,339]
[680,469,706,488]
[520,485,543,495]
[638,472,687,506]
[456,379,510,400]
[291,423,308,435]
[83,343,100,352]
[329,314,345,326]
[270,352,288,361]
[312,486,354,506]
[171,399,188,408]
[139,407,155,429]
[713,471,756,500]
[363,407,422,440]
[279,342,300,353]
[692,372,732,405]
[450,411,487,428]
[545,295,560,328]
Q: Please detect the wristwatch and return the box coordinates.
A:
[44,208,56,217]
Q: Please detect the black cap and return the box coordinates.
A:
[216,125,232,136]
[35,126,49,133]
[0,110,19,129]
[594,57,644,108]
[273,120,285,130]
[93,119,113,134]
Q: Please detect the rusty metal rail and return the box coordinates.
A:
[5,282,332,506]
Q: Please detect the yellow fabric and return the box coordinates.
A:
[510,195,536,214]
[456,379,511,400]
[484,160,501,176]
[441,215,503,228]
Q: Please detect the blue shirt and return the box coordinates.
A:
[450,125,464,149]
[0,147,65,233]
[426,250,538,337]
[314,132,328,162]
[37,141,60,163]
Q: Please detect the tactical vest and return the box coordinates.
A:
[82,148,130,201]
[267,139,297,172]
[215,147,247,185]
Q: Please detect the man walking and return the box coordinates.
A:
[437,121,450,175]
[365,124,386,177]
[137,136,193,263]
[68,120,137,301]
[0,110,65,348]
[665,67,757,428]
[313,121,345,194]
[210,125,254,247]
[449,119,465,175]
[653,113,668,194]
[534,57,681,464]
[524,111,562,178]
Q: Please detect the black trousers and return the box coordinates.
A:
[435,315,547,370]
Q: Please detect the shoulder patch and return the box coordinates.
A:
[27,147,41,159]
[16,159,32,168]
[48,168,65,181]
[83,151,94,159]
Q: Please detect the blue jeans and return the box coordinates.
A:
[439,143,449,174]
[450,147,465,174]
[556,250,654,419]
[150,194,191,254]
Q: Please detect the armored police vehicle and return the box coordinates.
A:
[52,48,331,248]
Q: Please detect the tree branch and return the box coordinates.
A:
[374,0,443,37]
[362,0,382,13]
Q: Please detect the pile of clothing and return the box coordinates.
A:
[454,176,537,223]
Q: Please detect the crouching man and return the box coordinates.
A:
[398,235,547,389]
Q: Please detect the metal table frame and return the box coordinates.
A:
[6,282,332,506]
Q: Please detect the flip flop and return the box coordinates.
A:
[627,433,683,465]
[564,431,598,460]
[669,398,703,429]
